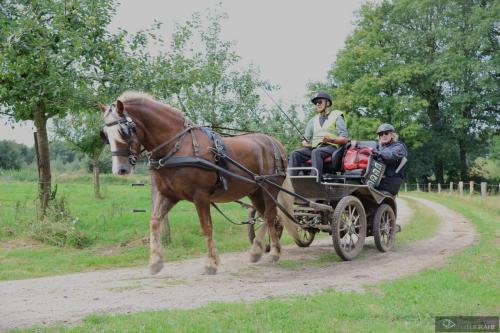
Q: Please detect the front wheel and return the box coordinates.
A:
[331,196,367,261]
[373,204,396,252]
[283,222,316,247]
[247,208,283,252]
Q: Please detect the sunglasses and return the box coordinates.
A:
[378,131,392,137]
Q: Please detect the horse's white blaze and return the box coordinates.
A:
[104,119,133,176]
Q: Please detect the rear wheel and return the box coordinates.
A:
[331,195,367,261]
[373,204,396,252]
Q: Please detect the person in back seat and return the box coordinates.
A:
[289,91,349,178]
[373,124,408,195]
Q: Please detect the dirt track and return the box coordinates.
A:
[0,197,478,331]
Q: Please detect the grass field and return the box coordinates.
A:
[8,192,498,333]
[0,179,289,280]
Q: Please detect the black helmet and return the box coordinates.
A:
[311,91,332,106]
[376,123,396,134]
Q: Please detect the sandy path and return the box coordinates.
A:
[0,197,478,331]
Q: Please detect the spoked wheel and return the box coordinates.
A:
[373,204,396,252]
[283,221,316,247]
[247,209,283,252]
[331,195,367,261]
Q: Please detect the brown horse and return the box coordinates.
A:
[99,91,287,275]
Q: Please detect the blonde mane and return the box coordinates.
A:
[117,91,156,104]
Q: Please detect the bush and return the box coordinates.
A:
[30,196,93,248]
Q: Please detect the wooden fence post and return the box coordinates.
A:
[404,183,408,192]
[450,182,453,194]
[481,182,487,200]
[470,181,474,196]
[417,182,420,191]
[438,183,441,194]
[428,183,431,193]
[459,181,464,195]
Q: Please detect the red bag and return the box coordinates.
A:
[343,147,373,170]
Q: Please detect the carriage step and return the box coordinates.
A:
[294,212,321,217]
[396,224,401,233]
[309,201,333,212]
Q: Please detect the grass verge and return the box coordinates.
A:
[0,181,296,280]
[10,192,499,332]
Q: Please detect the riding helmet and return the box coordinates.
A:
[311,91,332,106]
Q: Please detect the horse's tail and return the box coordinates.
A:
[277,176,300,239]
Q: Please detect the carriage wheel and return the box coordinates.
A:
[247,210,283,253]
[283,222,316,247]
[331,195,367,261]
[373,204,396,252]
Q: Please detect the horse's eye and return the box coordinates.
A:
[100,129,109,144]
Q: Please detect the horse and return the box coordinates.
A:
[99,91,288,275]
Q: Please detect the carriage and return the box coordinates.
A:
[101,93,402,275]
[249,140,401,261]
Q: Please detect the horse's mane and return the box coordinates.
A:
[118,91,156,104]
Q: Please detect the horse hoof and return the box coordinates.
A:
[204,265,217,275]
[149,261,164,275]
[270,254,280,262]
[250,252,262,263]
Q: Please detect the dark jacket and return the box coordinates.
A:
[376,140,408,195]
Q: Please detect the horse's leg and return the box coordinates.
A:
[149,191,177,275]
[248,192,268,263]
[263,192,282,262]
[193,194,220,275]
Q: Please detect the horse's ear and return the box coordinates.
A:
[116,100,125,116]
[98,103,107,113]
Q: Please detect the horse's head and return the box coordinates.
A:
[99,100,142,176]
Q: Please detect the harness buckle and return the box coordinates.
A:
[158,158,167,169]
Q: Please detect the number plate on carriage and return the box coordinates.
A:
[363,159,386,188]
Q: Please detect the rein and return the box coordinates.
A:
[103,102,330,226]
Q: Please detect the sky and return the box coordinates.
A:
[0,0,366,146]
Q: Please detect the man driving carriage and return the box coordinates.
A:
[373,123,408,195]
[289,92,349,179]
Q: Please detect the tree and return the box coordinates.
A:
[53,113,105,198]
[0,0,116,213]
[0,140,24,169]
[151,9,291,135]
[320,0,499,182]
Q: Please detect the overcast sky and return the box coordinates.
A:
[0,0,365,146]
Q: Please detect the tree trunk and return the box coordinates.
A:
[33,106,51,216]
[434,158,444,184]
[458,139,468,180]
[92,158,101,199]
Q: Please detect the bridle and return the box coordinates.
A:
[101,105,140,166]
[101,103,201,169]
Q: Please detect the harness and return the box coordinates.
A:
[102,107,329,225]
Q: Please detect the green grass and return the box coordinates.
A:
[10,192,498,333]
[397,196,440,244]
[0,180,297,280]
